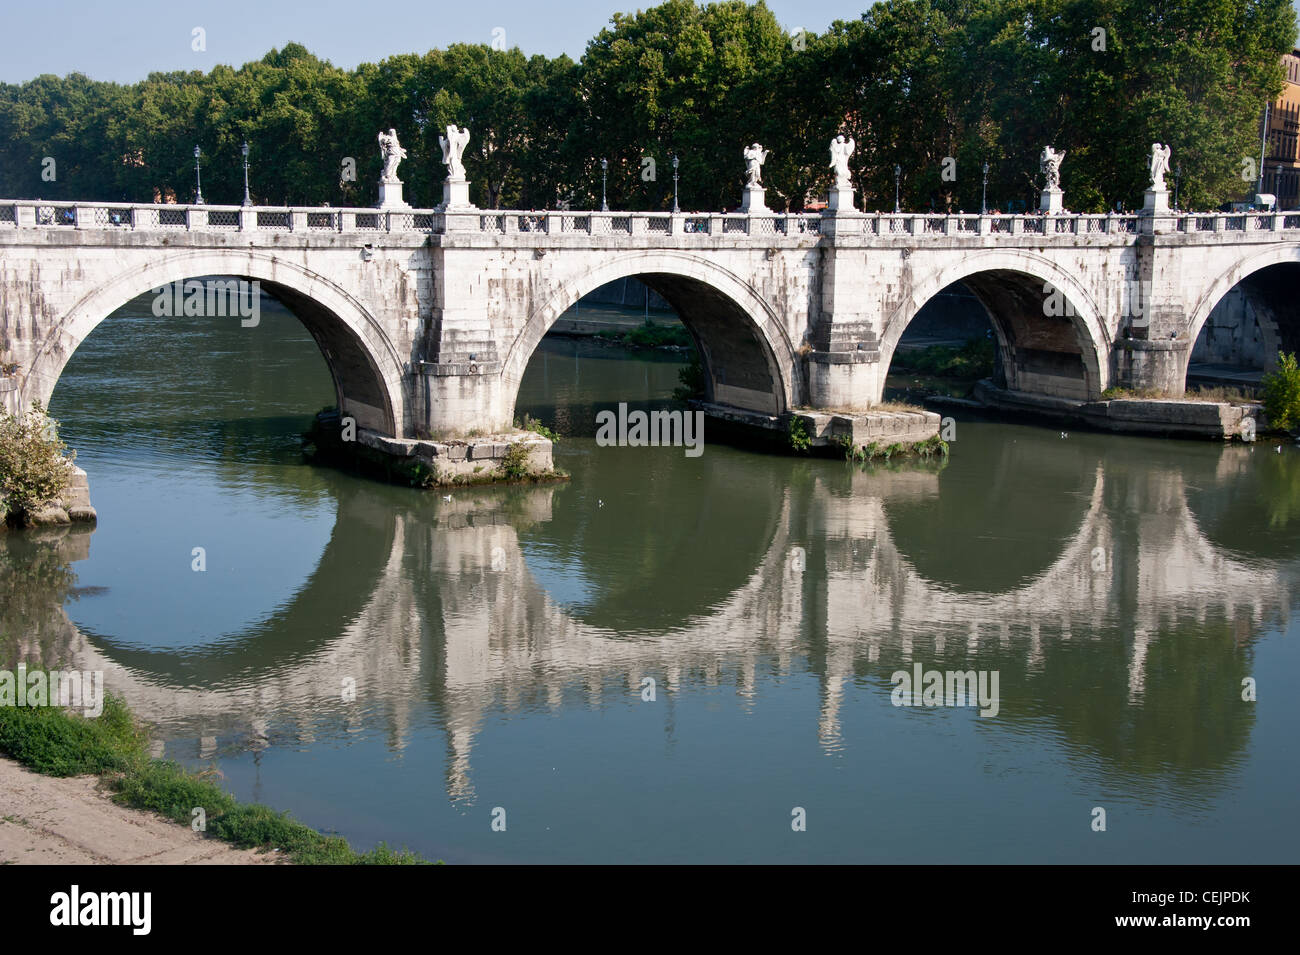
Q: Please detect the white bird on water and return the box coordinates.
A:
[597,499,604,508]
[443,494,452,502]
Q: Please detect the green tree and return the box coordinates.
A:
[1262,351,1300,431]
[574,0,790,211]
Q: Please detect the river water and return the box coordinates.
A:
[6,292,1298,863]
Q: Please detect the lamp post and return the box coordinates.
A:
[893,164,901,214]
[1173,163,1181,211]
[672,155,680,213]
[981,161,989,215]
[193,145,204,205]
[600,157,609,211]
[241,140,251,207]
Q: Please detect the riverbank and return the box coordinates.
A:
[967,380,1267,440]
[0,758,279,864]
[0,688,429,865]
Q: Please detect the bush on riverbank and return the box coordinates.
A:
[0,685,428,864]
[892,338,995,380]
[1262,352,1300,432]
[0,402,74,525]
[673,353,706,402]
[597,323,694,349]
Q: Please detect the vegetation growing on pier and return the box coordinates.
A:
[0,402,73,526]
[833,433,950,464]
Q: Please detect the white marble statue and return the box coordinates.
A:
[1149,143,1172,191]
[1041,146,1066,190]
[377,128,406,182]
[439,125,471,180]
[744,143,768,187]
[830,135,855,190]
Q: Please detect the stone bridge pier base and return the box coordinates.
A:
[415,365,510,438]
[807,354,884,410]
[1113,339,1191,395]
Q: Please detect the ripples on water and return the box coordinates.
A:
[2,293,1293,863]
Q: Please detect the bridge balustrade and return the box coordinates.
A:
[0,199,1295,241]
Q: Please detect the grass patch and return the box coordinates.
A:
[0,692,142,777]
[0,684,429,864]
[834,434,950,464]
[1101,385,1259,403]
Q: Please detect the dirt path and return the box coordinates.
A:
[0,758,283,864]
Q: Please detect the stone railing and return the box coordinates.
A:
[1173,211,1299,233]
[834,212,1142,236]
[0,199,1295,240]
[483,210,823,236]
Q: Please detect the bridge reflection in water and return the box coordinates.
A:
[6,435,1295,813]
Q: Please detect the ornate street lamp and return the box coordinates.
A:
[672,155,680,213]
[894,164,901,214]
[601,157,609,211]
[241,140,252,207]
[1174,163,1182,210]
[193,145,204,205]
[981,161,989,214]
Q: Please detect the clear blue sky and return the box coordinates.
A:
[0,0,876,84]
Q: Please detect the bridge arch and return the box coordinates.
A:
[22,250,406,436]
[501,250,799,419]
[1183,245,1300,387]
[880,249,1110,401]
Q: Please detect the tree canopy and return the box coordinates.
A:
[0,0,1294,212]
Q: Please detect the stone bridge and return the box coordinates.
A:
[2,198,1298,440]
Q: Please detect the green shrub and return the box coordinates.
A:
[788,416,811,453]
[0,401,74,519]
[498,442,532,479]
[516,413,560,442]
[623,323,693,348]
[1262,352,1300,432]
[673,353,706,402]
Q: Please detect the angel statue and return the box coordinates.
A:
[830,134,855,190]
[1040,146,1066,189]
[1149,143,1172,192]
[439,125,471,180]
[743,143,768,187]
[377,128,406,182]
